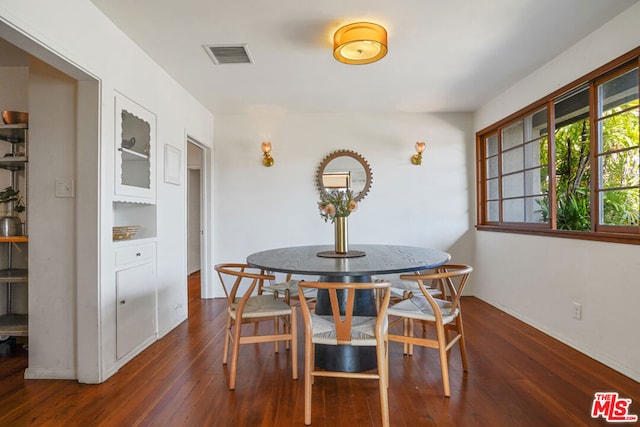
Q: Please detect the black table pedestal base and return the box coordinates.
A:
[315,345,377,372]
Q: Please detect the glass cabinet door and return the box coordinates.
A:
[114,93,156,202]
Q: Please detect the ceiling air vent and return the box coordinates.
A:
[203,44,253,65]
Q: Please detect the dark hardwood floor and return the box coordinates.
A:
[0,271,638,426]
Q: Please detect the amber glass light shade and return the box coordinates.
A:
[261,141,274,167]
[261,141,272,154]
[333,22,388,65]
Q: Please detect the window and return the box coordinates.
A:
[477,48,640,244]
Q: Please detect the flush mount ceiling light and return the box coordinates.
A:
[333,22,388,65]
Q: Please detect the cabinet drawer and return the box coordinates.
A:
[115,243,155,267]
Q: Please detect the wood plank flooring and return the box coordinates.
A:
[0,271,638,426]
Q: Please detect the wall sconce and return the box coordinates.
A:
[411,141,426,165]
[261,141,274,167]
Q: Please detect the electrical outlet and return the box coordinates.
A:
[573,302,582,320]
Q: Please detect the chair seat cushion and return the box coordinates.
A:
[310,314,384,346]
[388,296,457,324]
[230,294,292,319]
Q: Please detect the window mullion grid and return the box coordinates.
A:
[589,80,600,232]
[548,100,558,230]
[477,48,640,243]
[476,135,484,226]
[497,132,504,224]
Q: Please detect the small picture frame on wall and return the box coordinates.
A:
[164,144,182,185]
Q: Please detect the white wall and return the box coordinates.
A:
[27,57,77,378]
[0,66,27,110]
[473,3,640,381]
[0,0,214,382]
[213,112,476,294]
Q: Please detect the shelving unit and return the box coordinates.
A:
[0,236,28,337]
[0,123,28,339]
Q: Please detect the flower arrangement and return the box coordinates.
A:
[318,190,358,223]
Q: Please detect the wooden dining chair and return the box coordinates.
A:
[387,264,473,397]
[214,263,297,390]
[377,270,446,353]
[297,280,392,427]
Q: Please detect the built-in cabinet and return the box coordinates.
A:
[115,240,156,360]
[0,123,28,339]
[114,92,156,203]
[112,92,158,362]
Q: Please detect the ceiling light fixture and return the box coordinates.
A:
[333,22,388,65]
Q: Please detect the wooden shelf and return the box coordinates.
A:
[119,147,149,160]
[0,313,28,337]
[0,236,28,243]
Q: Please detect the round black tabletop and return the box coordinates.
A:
[246,244,451,277]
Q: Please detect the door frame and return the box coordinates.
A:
[185,136,214,299]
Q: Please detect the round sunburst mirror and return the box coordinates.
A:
[315,150,372,202]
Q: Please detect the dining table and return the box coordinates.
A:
[246,244,451,372]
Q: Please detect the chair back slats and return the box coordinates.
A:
[327,287,356,345]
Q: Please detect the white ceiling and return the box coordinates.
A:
[87,0,638,115]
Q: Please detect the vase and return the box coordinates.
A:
[0,216,21,236]
[334,216,348,254]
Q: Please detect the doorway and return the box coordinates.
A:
[186,139,204,306]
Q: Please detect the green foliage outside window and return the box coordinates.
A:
[538,102,639,229]
[538,119,592,230]
[599,104,640,226]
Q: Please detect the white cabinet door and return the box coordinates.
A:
[114,92,156,203]
[116,261,156,360]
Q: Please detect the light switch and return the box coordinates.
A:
[55,178,75,198]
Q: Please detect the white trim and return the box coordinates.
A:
[24,368,77,380]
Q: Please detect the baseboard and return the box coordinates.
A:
[158,315,187,339]
[476,296,640,382]
[24,367,77,380]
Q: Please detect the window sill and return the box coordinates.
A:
[476,224,640,245]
